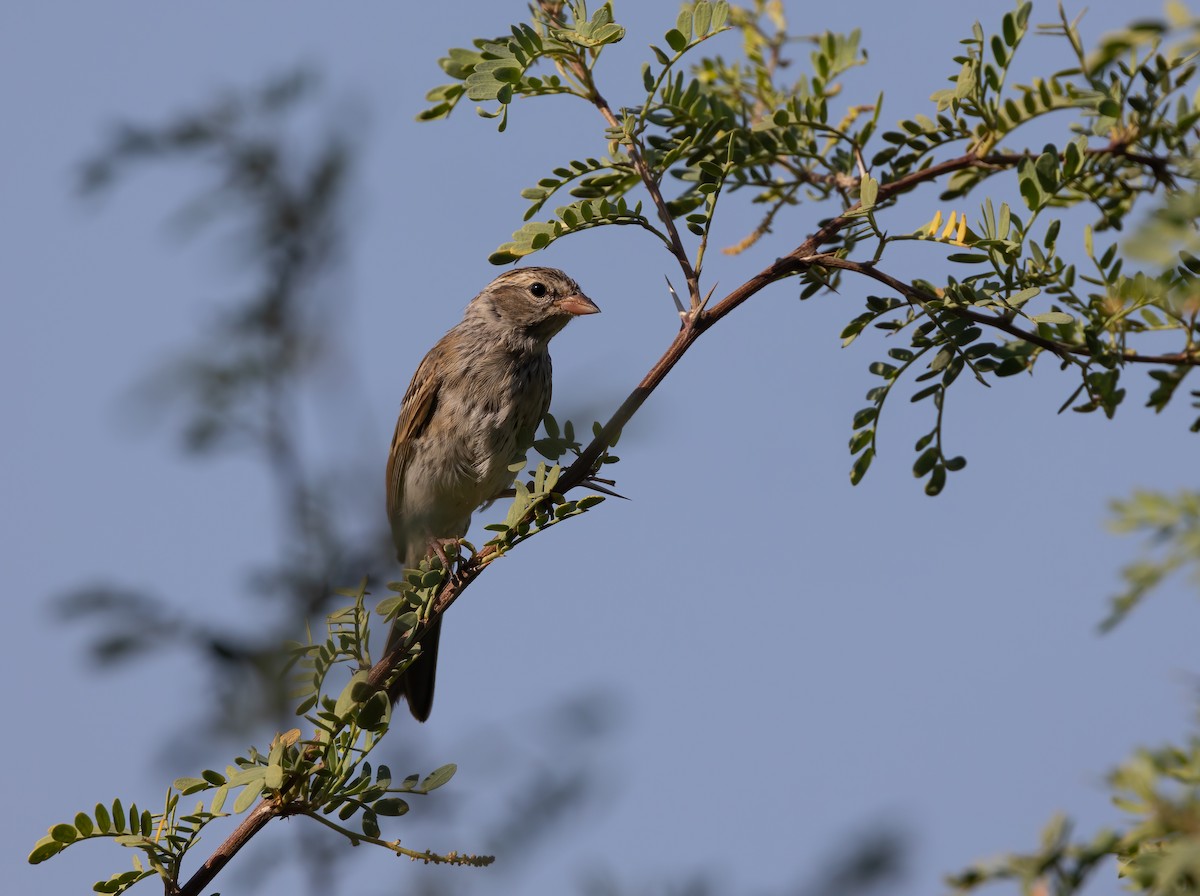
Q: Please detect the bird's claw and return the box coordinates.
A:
[428,537,475,582]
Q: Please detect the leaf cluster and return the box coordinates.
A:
[481,414,613,555]
[419,1,626,131]
[948,734,1200,896]
[419,1,1200,494]
[1102,489,1200,631]
[31,583,486,893]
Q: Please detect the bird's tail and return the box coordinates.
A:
[384,546,443,721]
[385,614,441,722]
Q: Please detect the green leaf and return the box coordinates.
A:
[991,35,1006,66]
[1007,287,1040,307]
[335,670,371,720]
[913,447,938,477]
[1063,139,1081,175]
[849,449,874,485]
[74,813,94,837]
[954,60,976,99]
[232,776,265,815]
[50,823,78,844]
[465,73,504,102]
[868,361,898,379]
[373,798,411,816]
[94,802,112,834]
[664,28,688,52]
[852,407,877,428]
[357,691,392,733]
[418,763,457,794]
[711,0,729,29]
[694,0,713,35]
[925,465,947,496]
[441,46,483,79]
[361,808,380,839]
[859,175,878,209]
[173,777,210,795]
[676,8,693,39]
[571,22,625,48]
[1034,151,1058,191]
[1002,10,1018,45]
[28,835,68,864]
[1019,173,1041,210]
[1031,311,1073,325]
[929,348,953,372]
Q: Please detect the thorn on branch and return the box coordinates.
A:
[580,476,628,500]
[665,276,687,320]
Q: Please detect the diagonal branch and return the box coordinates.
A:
[177,799,302,896]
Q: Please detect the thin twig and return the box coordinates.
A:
[805,254,1200,367]
[539,6,701,304]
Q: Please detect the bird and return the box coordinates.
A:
[384,267,599,720]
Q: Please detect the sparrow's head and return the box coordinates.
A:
[468,267,600,344]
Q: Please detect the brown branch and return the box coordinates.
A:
[984,141,1178,187]
[588,90,700,302]
[177,798,301,896]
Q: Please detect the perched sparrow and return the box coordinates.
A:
[385,267,600,720]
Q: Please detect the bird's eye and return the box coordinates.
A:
[529,282,548,298]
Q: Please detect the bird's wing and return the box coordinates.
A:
[385,345,444,528]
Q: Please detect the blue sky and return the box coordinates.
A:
[5,2,1198,894]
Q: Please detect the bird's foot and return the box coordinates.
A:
[427,537,475,582]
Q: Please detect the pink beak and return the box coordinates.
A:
[556,293,601,316]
